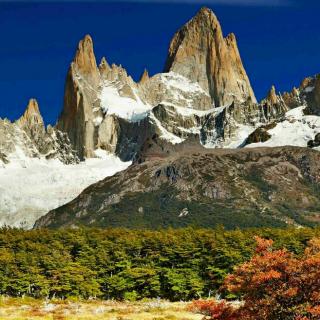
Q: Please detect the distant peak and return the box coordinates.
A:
[83,34,93,43]
[225,33,237,43]
[26,98,40,114]
[266,85,278,105]
[76,34,94,55]
[139,68,149,84]
[17,98,44,128]
[100,56,109,67]
[99,56,111,73]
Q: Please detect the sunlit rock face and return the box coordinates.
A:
[164,7,256,108]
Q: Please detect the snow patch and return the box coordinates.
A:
[171,104,224,117]
[159,72,209,95]
[0,153,131,229]
[100,82,152,121]
[246,106,320,148]
[93,116,103,126]
[304,86,315,93]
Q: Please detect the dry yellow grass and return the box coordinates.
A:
[0,297,202,320]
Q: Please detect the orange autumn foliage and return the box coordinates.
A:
[189,299,237,320]
[191,236,320,320]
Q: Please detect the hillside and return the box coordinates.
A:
[35,145,320,229]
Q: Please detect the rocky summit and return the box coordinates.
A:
[164,7,256,107]
[2,7,320,229]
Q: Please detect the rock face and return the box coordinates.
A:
[57,35,100,159]
[303,75,320,115]
[308,132,320,148]
[164,7,256,107]
[16,98,48,155]
[16,99,45,138]
[34,146,320,229]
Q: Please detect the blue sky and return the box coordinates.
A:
[0,0,319,124]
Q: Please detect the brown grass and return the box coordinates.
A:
[0,297,202,320]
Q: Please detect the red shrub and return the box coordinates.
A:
[189,299,237,320]
[190,237,320,320]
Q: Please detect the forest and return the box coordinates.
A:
[0,226,319,302]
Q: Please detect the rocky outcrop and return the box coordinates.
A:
[72,35,100,84]
[302,75,320,115]
[282,87,301,109]
[57,35,100,159]
[16,99,45,136]
[164,7,256,108]
[244,123,276,145]
[308,132,320,148]
[139,69,149,84]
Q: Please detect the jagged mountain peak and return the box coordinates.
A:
[139,68,149,84]
[266,85,278,105]
[164,7,256,108]
[190,6,219,27]
[99,56,111,74]
[16,98,44,131]
[72,34,99,80]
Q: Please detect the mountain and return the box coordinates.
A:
[54,7,290,161]
[2,7,320,229]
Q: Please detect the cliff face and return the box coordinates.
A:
[303,75,320,115]
[164,7,256,108]
[57,35,100,159]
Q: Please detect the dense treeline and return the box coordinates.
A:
[0,227,319,301]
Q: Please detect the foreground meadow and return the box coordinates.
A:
[0,297,201,320]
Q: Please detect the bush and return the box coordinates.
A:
[191,237,320,320]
